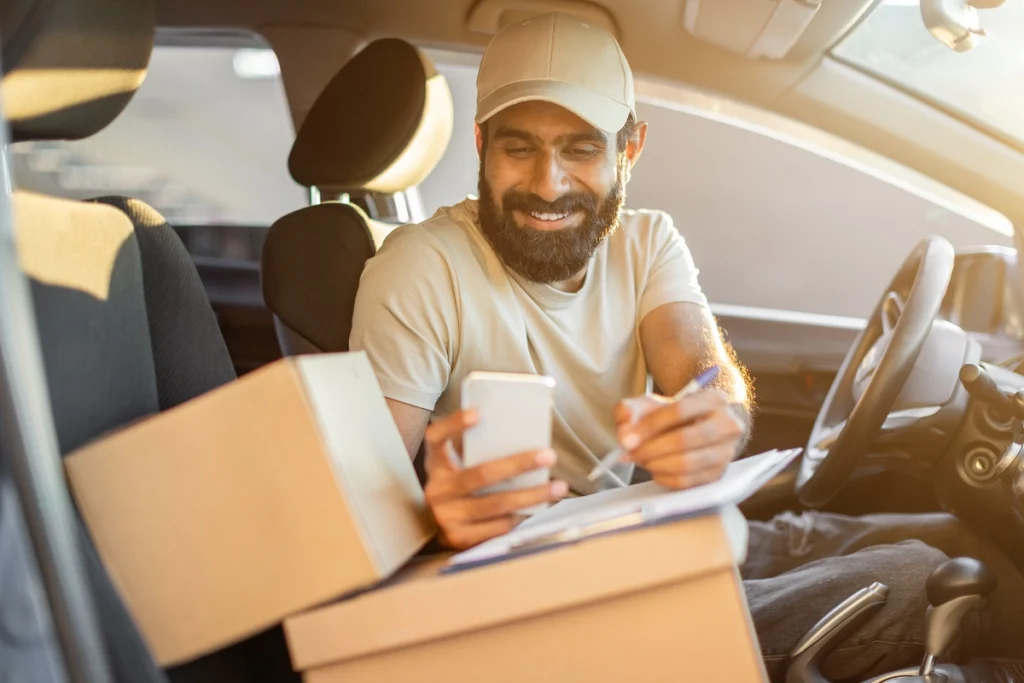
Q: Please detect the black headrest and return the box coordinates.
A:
[288,38,453,194]
[0,0,154,142]
[261,203,377,353]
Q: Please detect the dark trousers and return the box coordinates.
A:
[742,512,1024,682]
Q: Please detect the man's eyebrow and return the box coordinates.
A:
[492,127,538,143]
[492,127,609,146]
[555,130,608,146]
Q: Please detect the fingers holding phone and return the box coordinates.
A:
[423,409,567,550]
[424,428,565,548]
[423,372,566,550]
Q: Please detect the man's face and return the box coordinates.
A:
[476,101,643,285]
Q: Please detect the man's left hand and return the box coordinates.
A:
[614,389,745,490]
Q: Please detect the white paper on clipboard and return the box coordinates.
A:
[448,447,802,568]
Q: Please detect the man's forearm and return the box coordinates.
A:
[660,349,754,456]
[639,302,756,453]
[704,332,755,455]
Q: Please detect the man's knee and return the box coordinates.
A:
[747,540,949,683]
[821,541,949,679]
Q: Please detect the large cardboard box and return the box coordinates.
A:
[65,352,435,666]
[284,507,767,683]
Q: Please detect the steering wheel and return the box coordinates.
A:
[796,236,956,508]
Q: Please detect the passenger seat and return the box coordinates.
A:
[261,38,453,356]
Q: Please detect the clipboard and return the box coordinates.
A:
[442,447,802,574]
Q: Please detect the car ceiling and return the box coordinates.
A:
[153,0,1024,230]
[156,0,876,108]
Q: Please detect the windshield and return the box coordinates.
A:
[834,0,1024,147]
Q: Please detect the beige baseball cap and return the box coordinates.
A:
[475,12,636,136]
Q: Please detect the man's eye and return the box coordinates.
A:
[565,147,599,159]
[505,146,534,157]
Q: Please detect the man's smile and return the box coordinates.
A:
[513,209,582,231]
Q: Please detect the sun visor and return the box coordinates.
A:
[683,0,822,60]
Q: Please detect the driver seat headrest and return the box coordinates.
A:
[0,0,155,142]
[287,38,454,194]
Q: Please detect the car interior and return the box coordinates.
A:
[3,0,1024,681]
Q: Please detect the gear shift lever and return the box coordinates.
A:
[919,558,996,676]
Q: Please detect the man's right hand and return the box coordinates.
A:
[423,409,568,550]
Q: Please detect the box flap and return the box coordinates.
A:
[284,513,738,671]
[296,352,434,573]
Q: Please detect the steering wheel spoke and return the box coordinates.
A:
[881,291,906,335]
[809,405,942,460]
[797,237,956,508]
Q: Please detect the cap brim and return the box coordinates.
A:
[476,79,632,136]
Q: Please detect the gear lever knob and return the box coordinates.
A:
[919,558,996,676]
[926,557,997,605]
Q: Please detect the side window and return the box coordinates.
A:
[421,51,1012,319]
[10,34,306,260]
[626,96,1012,318]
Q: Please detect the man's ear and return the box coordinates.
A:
[626,121,648,170]
[475,123,484,158]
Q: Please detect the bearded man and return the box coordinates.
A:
[349,12,1024,682]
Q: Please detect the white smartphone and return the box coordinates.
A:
[460,371,556,512]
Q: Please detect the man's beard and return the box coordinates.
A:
[476,161,626,285]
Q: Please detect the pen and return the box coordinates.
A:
[588,365,721,483]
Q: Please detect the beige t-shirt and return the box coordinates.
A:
[349,197,708,494]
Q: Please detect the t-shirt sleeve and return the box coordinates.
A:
[349,226,458,411]
[638,212,709,322]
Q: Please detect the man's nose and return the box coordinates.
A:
[529,151,571,203]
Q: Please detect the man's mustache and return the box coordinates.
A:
[501,190,598,216]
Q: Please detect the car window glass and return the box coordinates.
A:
[10,40,305,228]
[835,0,1024,148]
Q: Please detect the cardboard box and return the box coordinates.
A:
[284,507,767,683]
[65,352,435,666]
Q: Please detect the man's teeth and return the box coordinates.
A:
[530,211,569,221]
